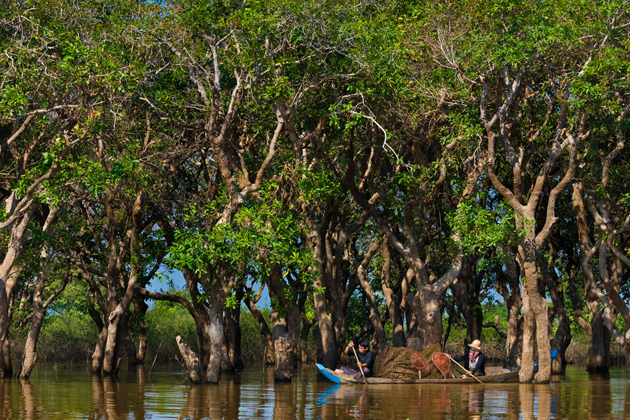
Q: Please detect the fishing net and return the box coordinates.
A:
[376,343,447,380]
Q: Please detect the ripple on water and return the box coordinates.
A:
[5,364,630,419]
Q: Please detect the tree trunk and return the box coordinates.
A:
[312,271,337,368]
[224,293,243,371]
[352,241,386,351]
[243,294,275,365]
[519,275,536,383]
[134,299,148,363]
[572,182,611,372]
[541,253,571,374]
[496,251,523,368]
[102,315,123,375]
[519,249,551,384]
[119,313,139,366]
[92,324,108,374]
[176,335,201,384]
[19,265,47,379]
[271,306,300,382]
[300,317,314,365]
[380,238,405,347]
[407,285,444,349]
[452,257,483,351]
[205,296,225,384]
[0,205,36,377]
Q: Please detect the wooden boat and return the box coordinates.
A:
[316,364,519,384]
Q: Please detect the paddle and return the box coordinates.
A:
[446,354,484,384]
[351,345,369,385]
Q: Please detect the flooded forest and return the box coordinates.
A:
[1,0,630,390]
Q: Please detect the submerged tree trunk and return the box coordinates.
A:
[19,282,44,379]
[92,324,109,374]
[119,313,139,367]
[572,182,612,373]
[134,299,149,364]
[271,306,301,382]
[20,242,67,379]
[543,255,571,374]
[0,204,36,377]
[243,291,275,365]
[300,317,314,365]
[205,294,226,384]
[519,243,551,383]
[496,252,523,368]
[176,335,201,384]
[224,287,244,371]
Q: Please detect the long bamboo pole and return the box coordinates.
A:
[446,354,484,384]
[352,346,369,385]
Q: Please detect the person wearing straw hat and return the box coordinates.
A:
[450,339,485,378]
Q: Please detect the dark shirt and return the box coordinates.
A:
[454,353,485,376]
[357,350,375,371]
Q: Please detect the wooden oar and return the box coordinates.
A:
[446,354,484,384]
[352,346,369,385]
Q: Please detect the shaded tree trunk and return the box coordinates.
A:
[495,252,523,368]
[452,256,483,352]
[20,242,68,378]
[224,286,244,371]
[19,278,45,379]
[119,313,139,367]
[134,299,149,363]
[300,317,314,365]
[542,253,571,374]
[350,241,386,351]
[380,237,406,347]
[0,204,36,377]
[573,181,613,372]
[243,289,275,365]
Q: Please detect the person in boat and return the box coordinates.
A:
[451,339,485,378]
[340,340,374,379]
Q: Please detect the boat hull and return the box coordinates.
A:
[316,364,519,384]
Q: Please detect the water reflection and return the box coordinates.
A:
[0,365,628,418]
[20,380,36,420]
[589,373,612,419]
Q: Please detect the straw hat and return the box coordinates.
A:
[469,339,482,350]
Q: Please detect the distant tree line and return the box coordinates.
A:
[1,0,629,384]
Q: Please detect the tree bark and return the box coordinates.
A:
[176,335,201,384]
[380,238,406,347]
[452,256,483,352]
[542,255,571,374]
[134,299,149,363]
[572,182,612,372]
[271,306,301,382]
[243,292,275,365]
[205,292,226,384]
[224,287,244,371]
[496,251,523,368]
[19,279,45,379]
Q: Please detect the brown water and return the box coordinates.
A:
[1,365,628,419]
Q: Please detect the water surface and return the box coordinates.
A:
[3,365,629,419]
